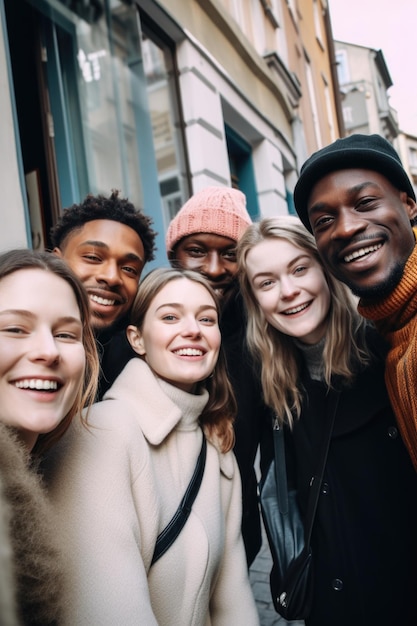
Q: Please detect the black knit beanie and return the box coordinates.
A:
[294,133,416,232]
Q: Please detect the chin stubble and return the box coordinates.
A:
[347,260,406,302]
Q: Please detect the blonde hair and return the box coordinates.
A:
[237,216,369,427]
[130,267,236,452]
[0,249,99,455]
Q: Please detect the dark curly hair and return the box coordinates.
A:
[50,190,157,262]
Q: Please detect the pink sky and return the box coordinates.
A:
[328,0,417,135]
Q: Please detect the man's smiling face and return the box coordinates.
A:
[55,219,145,332]
[307,169,417,300]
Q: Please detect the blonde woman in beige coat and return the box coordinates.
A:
[46,268,259,626]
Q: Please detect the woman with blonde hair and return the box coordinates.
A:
[0,248,98,624]
[238,216,417,626]
[46,267,259,626]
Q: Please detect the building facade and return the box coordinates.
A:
[334,39,398,141]
[0,0,341,261]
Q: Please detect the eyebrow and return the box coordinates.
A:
[309,181,381,214]
[251,254,311,280]
[0,310,82,325]
[77,240,143,263]
[155,303,218,313]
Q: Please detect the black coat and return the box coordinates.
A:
[221,290,271,566]
[96,319,137,401]
[286,333,417,625]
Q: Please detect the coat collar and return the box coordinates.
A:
[103,358,208,446]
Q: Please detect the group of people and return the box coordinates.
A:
[2,133,417,625]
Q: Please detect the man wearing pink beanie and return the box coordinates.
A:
[166,186,252,299]
[166,186,271,567]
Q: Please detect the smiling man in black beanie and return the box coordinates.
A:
[293,133,417,470]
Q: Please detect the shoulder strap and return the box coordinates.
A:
[151,432,207,566]
[273,390,340,549]
[303,390,340,548]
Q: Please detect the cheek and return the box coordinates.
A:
[183,258,202,271]
[125,282,139,303]
[67,347,86,384]
[211,328,221,352]
[67,258,89,277]
[256,293,275,317]
[0,342,22,375]
[224,261,238,275]
[174,251,200,271]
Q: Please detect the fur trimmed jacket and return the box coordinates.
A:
[0,423,64,625]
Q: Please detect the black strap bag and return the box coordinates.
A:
[151,432,207,566]
[259,392,339,620]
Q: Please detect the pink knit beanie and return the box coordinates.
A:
[166,186,252,253]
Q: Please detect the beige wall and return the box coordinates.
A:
[157,0,294,142]
[284,0,340,156]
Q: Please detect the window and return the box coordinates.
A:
[313,0,324,49]
[335,49,350,86]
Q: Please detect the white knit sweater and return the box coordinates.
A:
[45,358,259,626]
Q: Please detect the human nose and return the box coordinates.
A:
[331,208,367,240]
[29,329,60,365]
[97,260,123,285]
[181,316,202,337]
[203,253,226,279]
[279,276,300,300]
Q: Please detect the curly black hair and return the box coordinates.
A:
[50,190,157,262]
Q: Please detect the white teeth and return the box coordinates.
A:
[283,303,309,315]
[14,379,58,390]
[90,294,116,306]
[344,243,382,263]
[174,348,204,356]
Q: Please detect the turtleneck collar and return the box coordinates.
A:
[294,335,325,381]
[104,358,209,444]
[358,228,417,331]
[157,378,209,430]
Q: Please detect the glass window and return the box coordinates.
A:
[140,29,188,229]
[336,49,350,86]
[45,0,188,227]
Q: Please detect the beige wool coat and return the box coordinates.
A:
[45,358,259,626]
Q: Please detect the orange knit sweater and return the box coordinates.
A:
[358,230,417,471]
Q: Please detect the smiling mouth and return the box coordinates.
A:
[282,302,310,316]
[344,243,382,263]
[173,348,204,356]
[90,294,117,307]
[13,379,60,391]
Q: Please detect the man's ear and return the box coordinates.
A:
[126,325,146,356]
[52,246,63,258]
[402,193,417,223]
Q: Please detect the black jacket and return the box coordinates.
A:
[285,331,417,625]
[95,318,137,401]
[221,290,271,566]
